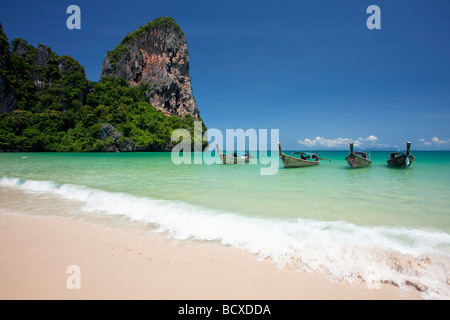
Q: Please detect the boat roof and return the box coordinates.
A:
[292,152,317,156]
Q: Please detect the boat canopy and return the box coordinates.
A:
[292,151,319,160]
[293,152,316,156]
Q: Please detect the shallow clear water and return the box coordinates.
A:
[1,152,449,230]
[1,151,449,299]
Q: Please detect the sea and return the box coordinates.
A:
[0,151,449,299]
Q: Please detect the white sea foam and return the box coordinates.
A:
[1,176,449,299]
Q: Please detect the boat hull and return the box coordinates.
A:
[345,155,372,168]
[387,154,415,168]
[216,145,250,164]
[280,154,320,168]
[218,153,250,164]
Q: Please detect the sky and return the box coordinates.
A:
[1,0,449,150]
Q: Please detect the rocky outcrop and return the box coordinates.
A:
[0,74,16,113]
[0,20,206,152]
[100,124,136,152]
[101,17,199,119]
[0,23,15,114]
[0,35,89,114]
[12,40,88,94]
[35,45,49,66]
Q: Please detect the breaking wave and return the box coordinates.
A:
[1,176,449,299]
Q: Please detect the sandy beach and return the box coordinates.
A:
[0,212,421,300]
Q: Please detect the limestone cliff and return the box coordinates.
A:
[0,74,16,114]
[100,17,199,119]
[0,25,89,114]
[0,20,205,152]
[0,23,16,114]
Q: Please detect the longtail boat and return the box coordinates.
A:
[387,142,415,168]
[345,142,372,168]
[277,142,331,168]
[216,145,252,164]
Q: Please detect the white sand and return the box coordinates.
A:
[0,212,421,300]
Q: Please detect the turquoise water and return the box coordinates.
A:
[1,151,449,231]
[1,151,449,299]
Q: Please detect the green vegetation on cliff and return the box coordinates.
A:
[7,38,88,113]
[0,75,205,152]
[0,24,9,65]
[105,43,128,69]
[122,17,184,44]
[0,23,206,152]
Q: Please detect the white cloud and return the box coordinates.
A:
[420,137,449,147]
[297,135,384,149]
[431,137,448,144]
[366,135,378,142]
[298,137,354,148]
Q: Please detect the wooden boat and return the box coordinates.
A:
[216,145,252,164]
[387,142,415,168]
[345,143,372,168]
[278,142,331,168]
